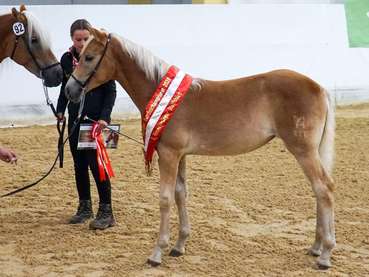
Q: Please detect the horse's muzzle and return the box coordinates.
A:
[42,64,63,87]
[65,84,83,103]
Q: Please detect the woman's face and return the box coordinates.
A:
[71,29,90,54]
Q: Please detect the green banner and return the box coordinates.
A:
[345,0,369,48]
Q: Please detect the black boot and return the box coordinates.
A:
[89,203,116,230]
[68,200,94,224]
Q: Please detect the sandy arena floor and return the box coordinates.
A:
[0,104,369,276]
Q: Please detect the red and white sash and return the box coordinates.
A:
[142,65,192,174]
[91,123,115,181]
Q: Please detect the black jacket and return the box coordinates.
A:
[57,48,116,123]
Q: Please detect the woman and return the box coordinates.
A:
[57,19,117,230]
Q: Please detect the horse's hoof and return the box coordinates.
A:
[169,249,183,257]
[147,259,161,267]
[317,259,331,270]
[308,248,321,257]
[317,263,330,270]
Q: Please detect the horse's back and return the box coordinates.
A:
[188,69,326,120]
[164,69,328,155]
[195,69,323,99]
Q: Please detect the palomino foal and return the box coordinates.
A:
[65,28,336,269]
[0,5,62,86]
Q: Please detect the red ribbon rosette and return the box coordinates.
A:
[91,122,115,182]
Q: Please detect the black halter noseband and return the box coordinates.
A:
[70,33,112,90]
[10,20,60,75]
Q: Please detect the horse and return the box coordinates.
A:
[0,5,62,87]
[64,27,336,269]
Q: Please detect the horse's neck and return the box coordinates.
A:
[112,37,164,115]
[0,14,13,62]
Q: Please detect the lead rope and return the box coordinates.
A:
[41,76,66,168]
[0,94,85,198]
[41,75,57,117]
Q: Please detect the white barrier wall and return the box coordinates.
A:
[0,4,368,125]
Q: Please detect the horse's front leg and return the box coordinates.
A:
[147,148,180,266]
[169,156,190,257]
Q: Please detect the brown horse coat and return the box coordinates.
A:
[65,28,336,269]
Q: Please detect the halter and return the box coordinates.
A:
[70,33,112,91]
[10,19,60,76]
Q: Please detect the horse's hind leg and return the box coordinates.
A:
[293,150,335,269]
[169,156,190,257]
[309,214,323,257]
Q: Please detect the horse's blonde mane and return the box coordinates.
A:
[118,35,169,85]
[23,11,51,50]
[116,35,202,90]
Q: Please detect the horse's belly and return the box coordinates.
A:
[189,127,274,156]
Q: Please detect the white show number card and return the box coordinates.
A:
[12,22,25,36]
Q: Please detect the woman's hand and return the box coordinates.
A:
[57,113,65,123]
[0,147,17,164]
[96,119,108,133]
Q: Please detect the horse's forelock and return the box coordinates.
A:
[80,35,94,57]
[23,11,51,50]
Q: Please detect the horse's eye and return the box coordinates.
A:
[31,37,38,44]
[85,55,94,62]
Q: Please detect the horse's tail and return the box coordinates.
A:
[319,88,335,175]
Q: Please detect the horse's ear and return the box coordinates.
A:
[11,7,19,18]
[11,6,26,21]
[90,27,107,43]
[20,4,26,13]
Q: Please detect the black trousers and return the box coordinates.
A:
[68,123,112,204]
